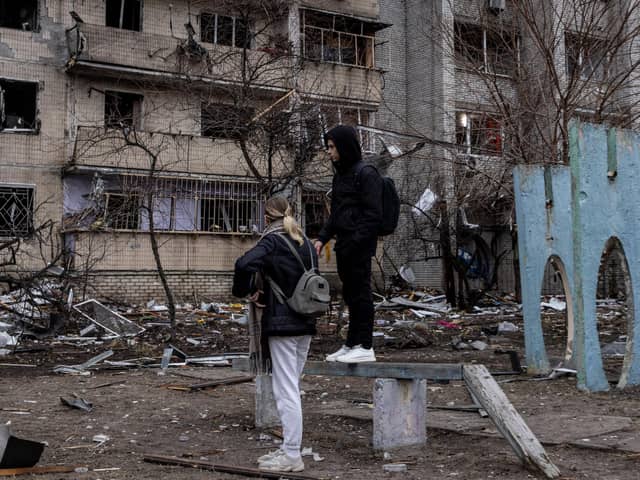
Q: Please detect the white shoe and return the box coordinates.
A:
[258,453,304,472]
[326,345,351,362]
[336,345,376,363]
[257,448,284,463]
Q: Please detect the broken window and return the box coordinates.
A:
[200,13,252,48]
[104,193,141,230]
[303,104,375,152]
[83,176,262,234]
[0,79,38,132]
[301,9,378,68]
[0,0,38,31]
[456,111,503,156]
[0,185,34,238]
[104,90,143,130]
[565,32,608,81]
[106,0,142,31]
[201,103,253,139]
[455,21,518,76]
[302,190,329,238]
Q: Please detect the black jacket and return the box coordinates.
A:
[318,125,383,257]
[233,232,317,336]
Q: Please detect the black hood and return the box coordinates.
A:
[324,125,362,172]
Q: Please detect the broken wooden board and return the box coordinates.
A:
[463,364,560,479]
[143,454,321,479]
[165,375,254,391]
[0,465,80,476]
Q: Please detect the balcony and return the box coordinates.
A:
[65,23,291,92]
[68,126,287,177]
[66,23,383,105]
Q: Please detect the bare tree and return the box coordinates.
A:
[381,0,640,307]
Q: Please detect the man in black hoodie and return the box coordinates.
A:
[314,125,383,363]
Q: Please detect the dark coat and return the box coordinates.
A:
[232,232,317,336]
[318,125,383,257]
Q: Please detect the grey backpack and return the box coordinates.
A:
[268,233,330,315]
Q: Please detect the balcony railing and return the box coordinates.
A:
[69,126,270,177]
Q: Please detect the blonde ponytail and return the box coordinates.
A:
[265,196,305,246]
[283,206,305,246]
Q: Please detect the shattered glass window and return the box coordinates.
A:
[0,185,34,238]
[0,79,38,131]
[0,0,38,31]
[302,190,329,238]
[105,0,141,31]
[455,21,518,76]
[104,193,141,230]
[104,90,143,129]
[301,8,376,68]
[456,111,503,156]
[565,32,607,81]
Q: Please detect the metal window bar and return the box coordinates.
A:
[103,176,262,234]
[0,185,34,237]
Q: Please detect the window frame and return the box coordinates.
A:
[565,32,609,82]
[95,177,262,235]
[199,12,253,49]
[103,192,142,230]
[300,9,376,69]
[0,78,39,133]
[105,0,143,32]
[455,111,504,157]
[454,20,519,77]
[0,0,38,32]
[304,104,376,152]
[104,90,144,130]
[0,184,35,238]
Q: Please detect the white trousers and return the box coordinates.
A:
[268,335,311,459]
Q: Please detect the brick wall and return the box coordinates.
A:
[81,270,235,304]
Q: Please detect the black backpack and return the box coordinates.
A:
[355,162,400,236]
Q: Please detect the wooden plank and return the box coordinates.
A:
[143,454,322,479]
[0,465,80,476]
[233,358,462,380]
[463,364,561,479]
[166,375,254,391]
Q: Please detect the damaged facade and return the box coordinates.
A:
[376,0,639,300]
[0,0,386,301]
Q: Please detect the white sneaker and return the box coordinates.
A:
[258,453,304,472]
[326,345,351,362]
[257,448,284,463]
[336,345,376,363]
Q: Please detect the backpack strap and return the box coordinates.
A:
[274,232,315,271]
[353,161,379,190]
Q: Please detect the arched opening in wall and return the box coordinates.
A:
[596,237,633,387]
[540,255,574,368]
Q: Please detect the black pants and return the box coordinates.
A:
[336,250,374,349]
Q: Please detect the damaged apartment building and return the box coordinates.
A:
[0,0,387,301]
[375,0,636,299]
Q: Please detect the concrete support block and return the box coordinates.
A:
[373,378,427,450]
[254,374,280,428]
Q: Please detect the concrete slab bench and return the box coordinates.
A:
[234,359,463,450]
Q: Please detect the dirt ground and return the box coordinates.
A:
[1,301,640,480]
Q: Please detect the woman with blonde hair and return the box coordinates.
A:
[233,196,318,473]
